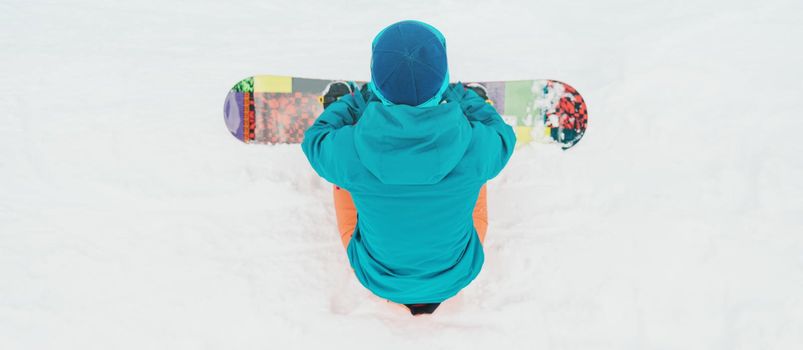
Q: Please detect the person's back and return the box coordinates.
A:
[301,20,516,310]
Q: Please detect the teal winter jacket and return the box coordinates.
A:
[301,84,516,304]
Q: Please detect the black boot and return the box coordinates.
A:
[404,302,441,315]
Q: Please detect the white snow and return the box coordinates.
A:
[2,0,803,349]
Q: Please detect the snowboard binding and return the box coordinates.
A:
[464,82,492,105]
[319,81,354,109]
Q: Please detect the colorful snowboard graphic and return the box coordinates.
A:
[224,75,587,149]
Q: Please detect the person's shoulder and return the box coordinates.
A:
[465,120,502,148]
[328,124,358,151]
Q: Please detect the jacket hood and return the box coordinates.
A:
[354,101,471,185]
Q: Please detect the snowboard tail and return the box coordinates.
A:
[224,75,588,150]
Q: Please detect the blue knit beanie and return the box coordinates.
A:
[369,20,449,107]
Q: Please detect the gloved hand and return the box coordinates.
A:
[442,82,469,103]
[442,82,499,123]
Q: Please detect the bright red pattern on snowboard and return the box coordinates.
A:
[243,92,255,142]
[252,92,322,144]
[551,82,587,131]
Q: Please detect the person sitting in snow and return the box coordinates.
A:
[301,20,516,315]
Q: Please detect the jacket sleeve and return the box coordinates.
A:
[301,92,364,187]
[449,84,517,181]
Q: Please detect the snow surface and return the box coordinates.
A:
[2,0,803,349]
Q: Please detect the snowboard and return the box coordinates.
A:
[223,75,588,150]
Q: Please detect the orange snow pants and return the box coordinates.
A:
[333,184,488,249]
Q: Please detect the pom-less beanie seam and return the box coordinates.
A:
[407,61,418,102]
[376,58,406,91]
